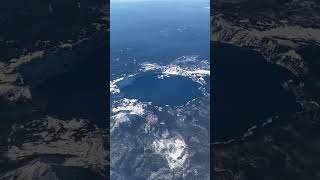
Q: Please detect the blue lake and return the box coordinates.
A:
[121,73,202,106]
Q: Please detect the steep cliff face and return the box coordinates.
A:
[212,0,320,179]
[0,1,109,179]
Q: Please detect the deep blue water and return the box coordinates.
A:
[121,73,202,106]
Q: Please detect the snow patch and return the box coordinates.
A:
[141,63,162,71]
[111,98,150,132]
[111,112,130,133]
[110,74,136,94]
[153,135,188,169]
[112,98,147,116]
[141,56,210,85]
[110,77,124,94]
[144,114,158,133]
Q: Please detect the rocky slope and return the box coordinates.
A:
[212,0,320,179]
[0,1,109,179]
